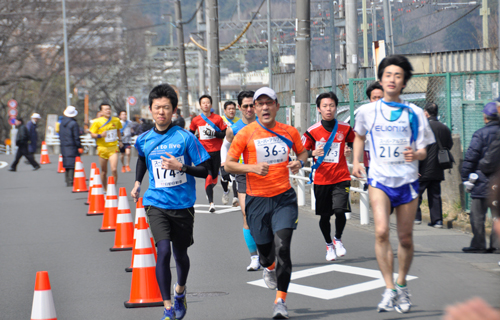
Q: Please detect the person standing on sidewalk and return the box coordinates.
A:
[461,102,500,253]
[9,117,41,171]
[352,55,435,313]
[302,92,355,262]
[415,102,453,227]
[26,113,41,157]
[59,106,83,186]
[131,84,210,320]
[225,87,308,319]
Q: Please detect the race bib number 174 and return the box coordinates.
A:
[151,156,187,188]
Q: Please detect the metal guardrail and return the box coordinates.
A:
[289,159,371,225]
[0,144,10,154]
[45,135,138,155]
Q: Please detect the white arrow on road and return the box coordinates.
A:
[194,204,241,214]
[0,161,8,169]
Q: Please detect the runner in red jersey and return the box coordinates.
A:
[302,92,355,262]
[189,95,227,212]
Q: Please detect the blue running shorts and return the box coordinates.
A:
[368,178,419,208]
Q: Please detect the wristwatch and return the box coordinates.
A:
[299,160,304,168]
[97,134,102,139]
[181,165,188,173]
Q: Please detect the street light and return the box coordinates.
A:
[61,0,71,107]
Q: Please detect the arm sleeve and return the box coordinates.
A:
[220,137,231,163]
[185,161,208,178]
[214,128,227,139]
[135,155,148,183]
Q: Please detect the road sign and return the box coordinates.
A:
[8,99,17,109]
[8,109,18,117]
[127,96,137,106]
[9,118,16,125]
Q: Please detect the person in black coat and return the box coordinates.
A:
[461,102,500,253]
[479,100,500,177]
[60,106,83,186]
[26,113,41,154]
[9,117,40,171]
[416,103,453,227]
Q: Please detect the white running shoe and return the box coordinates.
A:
[209,203,216,213]
[326,244,336,261]
[247,255,261,271]
[334,238,346,257]
[263,268,277,290]
[232,197,239,207]
[395,285,412,313]
[377,288,397,312]
[222,192,229,205]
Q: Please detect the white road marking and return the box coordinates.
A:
[194,204,241,215]
[0,161,8,169]
[248,264,418,300]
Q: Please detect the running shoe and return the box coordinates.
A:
[326,244,336,261]
[161,307,176,320]
[377,288,397,312]
[222,191,229,205]
[247,255,261,271]
[232,197,239,207]
[126,165,131,172]
[173,284,187,319]
[395,284,412,313]
[209,203,216,213]
[334,238,346,257]
[272,298,289,319]
[121,166,126,173]
[263,268,277,290]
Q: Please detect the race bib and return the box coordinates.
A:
[151,156,187,188]
[105,129,118,143]
[255,137,288,165]
[377,138,409,165]
[315,141,341,163]
[199,125,215,140]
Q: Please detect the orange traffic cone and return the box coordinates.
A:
[126,198,156,272]
[39,141,51,164]
[110,188,134,251]
[72,157,88,193]
[124,216,163,308]
[99,176,118,232]
[87,168,105,216]
[57,154,65,173]
[85,163,97,205]
[31,271,57,320]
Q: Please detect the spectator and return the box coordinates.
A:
[59,106,83,187]
[26,113,41,156]
[118,110,133,173]
[479,100,500,177]
[461,102,500,253]
[172,111,186,129]
[415,102,453,227]
[130,114,141,136]
[8,117,40,171]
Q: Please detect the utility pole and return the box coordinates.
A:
[61,0,71,107]
[480,0,490,47]
[362,0,369,67]
[372,1,377,41]
[330,0,337,92]
[197,2,206,97]
[175,0,189,118]
[345,0,359,78]
[295,0,310,134]
[382,0,392,55]
[267,0,273,87]
[206,0,221,113]
[339,0,346,66]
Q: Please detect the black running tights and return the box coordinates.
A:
[256,228,293,292]
[319,210,346,243]
[156,239,190,301]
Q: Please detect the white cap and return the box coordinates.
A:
[63,106,78,118]
[31,113,41,119]
[253,87,277,102]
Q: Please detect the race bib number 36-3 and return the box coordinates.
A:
[151,156,187,188]
[255,137,289,165]
[105,129,118,143]
[377,138,409,165]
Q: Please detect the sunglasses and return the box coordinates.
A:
[241,104,254,109]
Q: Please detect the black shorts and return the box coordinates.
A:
[314,180,351,216]
[236,174,246,193]
[245,188,298,244]
[119,143,131,153]
[145,206,195,248]
[202,151,221,180]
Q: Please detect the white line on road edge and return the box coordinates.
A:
[194,204,241,215]
[0,161,8,169]
[248,264,418,300]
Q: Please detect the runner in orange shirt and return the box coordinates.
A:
[225,87,308,319]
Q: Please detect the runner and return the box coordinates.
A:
[225,87,308,319]
[363,82,384,188]
[189,95,227,212]
[131,84,210,320]
[119,110,133,173]
[302,92,355,261]
[220,100,240,206]
[89,103,123,189]
[352,55,435,313]
[220,91,261,271]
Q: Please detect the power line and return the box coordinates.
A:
[395,4,479,47]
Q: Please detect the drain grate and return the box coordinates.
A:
[186,292,228,298]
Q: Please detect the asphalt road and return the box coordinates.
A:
[0,154,499,320]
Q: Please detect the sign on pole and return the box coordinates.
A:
[8,99,17,109]
[127,96,137,106]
